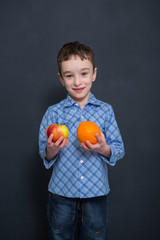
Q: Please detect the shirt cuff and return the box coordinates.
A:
[100,145,117,166]
[41,147,58,169]
[43,157,57,169]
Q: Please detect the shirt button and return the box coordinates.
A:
[80,160,83,164]
[81,176,84,180]
[81,116,84,119]
[75,103,78,106]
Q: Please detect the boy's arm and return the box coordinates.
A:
[45,131,68,162]
[82,131,124,166]
[81,105,125,166]
[82,132,111,158]
[39,108,68,168]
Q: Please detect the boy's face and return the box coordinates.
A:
[58,55,97,106]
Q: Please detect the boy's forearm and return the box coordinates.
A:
[99,144,111,158]
[45,147,58,162]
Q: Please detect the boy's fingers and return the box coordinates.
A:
[45,127,49,138]
[85,140,94,149]
[58,138,69,149]
[81,143,89,151]
[54,136,64,146]
[64,138,69,146]
[47,135,69,149]
[95,132,102,142]
[81,141,93,151]
[63,138,69,147]
[47,134,54,145]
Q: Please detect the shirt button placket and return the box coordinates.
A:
[80,160,84,187]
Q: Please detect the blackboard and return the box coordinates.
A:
[0,0,160,239]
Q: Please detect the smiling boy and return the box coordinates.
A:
[58,55,96,109]
[39,41,125,240]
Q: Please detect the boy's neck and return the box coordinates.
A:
[80,102,85,111]
[77,100,88,111]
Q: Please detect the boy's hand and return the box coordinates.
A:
[45,129,69,161]
[81,132,111,158]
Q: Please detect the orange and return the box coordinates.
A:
[77,121,101,144]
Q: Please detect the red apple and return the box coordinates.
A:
[47,124,69,143]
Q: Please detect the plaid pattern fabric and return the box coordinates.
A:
[39,93,125,198]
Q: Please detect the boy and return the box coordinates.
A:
[39,41,125,240]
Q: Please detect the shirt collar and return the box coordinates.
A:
[63,93,100,108]
[87,93,100,106]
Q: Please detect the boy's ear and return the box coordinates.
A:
[58,73,65,86]
[92,67,97,82]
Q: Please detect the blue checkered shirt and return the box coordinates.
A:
[39,93,125,198]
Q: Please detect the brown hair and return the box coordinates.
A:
[57,41,95,76]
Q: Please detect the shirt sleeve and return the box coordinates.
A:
[101,105,125,166]
[38,107,58,169]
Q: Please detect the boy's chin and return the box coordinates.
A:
[70,92,90,102]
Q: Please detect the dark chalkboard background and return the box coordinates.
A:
[0,0,160,239]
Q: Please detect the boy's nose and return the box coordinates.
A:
[74,76,81,86]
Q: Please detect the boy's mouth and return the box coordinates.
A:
[73,87,85,93]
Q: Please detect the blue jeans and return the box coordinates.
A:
[47,192,109,240]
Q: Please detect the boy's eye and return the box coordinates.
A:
[81,72,88,76]
[66,75,73,78]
